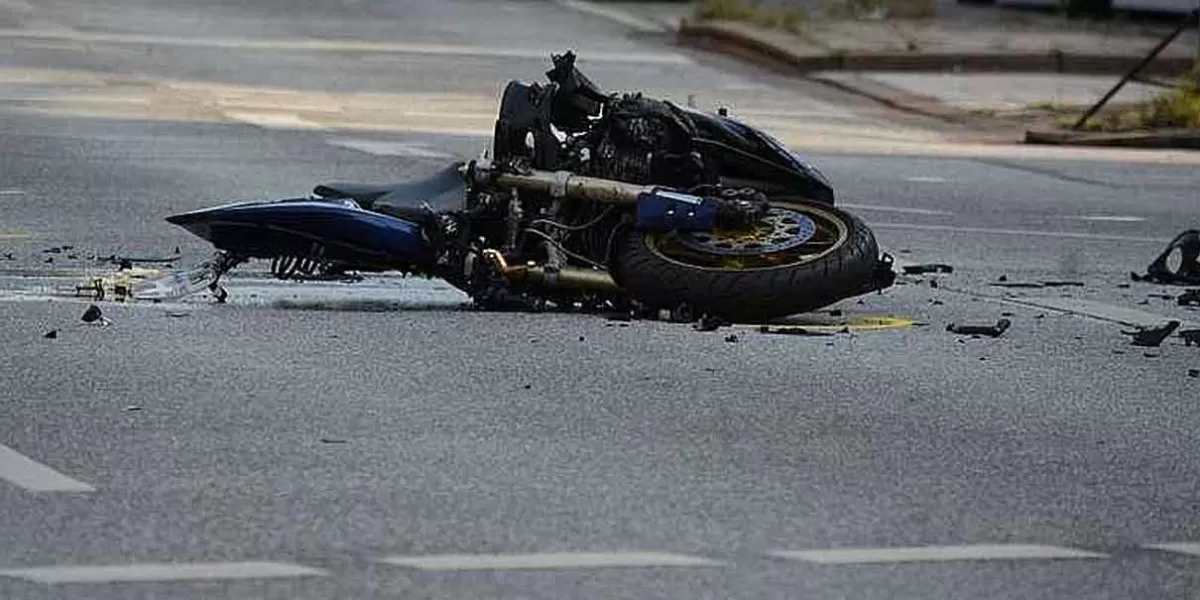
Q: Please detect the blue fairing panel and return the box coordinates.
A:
[165,199,433,265]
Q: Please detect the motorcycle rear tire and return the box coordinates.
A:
[613,200,884,322]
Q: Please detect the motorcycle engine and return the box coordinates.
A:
[580,94,711,189]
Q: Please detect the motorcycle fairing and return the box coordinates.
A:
[165,199,434,267]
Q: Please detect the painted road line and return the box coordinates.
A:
[871,222,1165,244]
[905,176,948,183]
[222,111,327,131]
[1145,543,1200,557]
[997,297,1199,329]
[839,204,953,216]
[324,138,457,159]
[0,189,26,195]
[0,443,94,492]
[768,544,1108,564]
[0,562,327,584]
[378,552,727,571]
[0,29,693,65]
[1071,215,1147,223]
[0,233,33,240]
[556,0,668,33]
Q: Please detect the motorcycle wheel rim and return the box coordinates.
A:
[643,201,850,272]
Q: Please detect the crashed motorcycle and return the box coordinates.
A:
[164,52,895,321]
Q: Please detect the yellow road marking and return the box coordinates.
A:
[741,315,915,333]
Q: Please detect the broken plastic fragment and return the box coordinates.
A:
[902,264,954,275]
[1123,320,1180,347]
[946,319,1011,337]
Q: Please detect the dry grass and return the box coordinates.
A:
[1062,63,1200,132]
[693,0,810,31]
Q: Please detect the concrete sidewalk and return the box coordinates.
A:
[562,1,1199,146]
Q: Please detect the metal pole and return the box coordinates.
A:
[1072,13,1195,130]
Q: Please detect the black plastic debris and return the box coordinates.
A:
[1181,329,1200,347]
[166,311,191,318]
[124,405,142,412]
[44,257,53,264]
[694,314,728,332]
[1043,281,1085,287]
[1,252,13,261]
[947,319,1012,337]
[991,281,1044,288]
[42,247,62,254]
[1132,230,1200,285]
[80,304,105,324]
[1178,289,1200,307]
[43,329,57,339]
[902,264,954,275]
[1123,320,1180,347]
[320,438,347,444]
[723,334,739,343]
[1188,368,1199,378]
[929,280,939,289]
[758,325,834,337]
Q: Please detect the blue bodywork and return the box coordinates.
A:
[165,198,433,267]
[634,189,719,232]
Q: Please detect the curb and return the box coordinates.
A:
[678,19,1198,76]
[1025,128,1200,148]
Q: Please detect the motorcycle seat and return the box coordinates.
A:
[312,161,467,209]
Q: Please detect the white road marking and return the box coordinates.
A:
[1071,215,1147,223]
[905,176,948,183]
[872,222,1165,244]
[556,0,668,33]
[378,552,727,571]
[999,297,1199,329]
[0,189,25,195]
[1145,543,1200,556]
[839,203,953,216]
[768,544,1108,564]
[222,111,326,131]
[0,443,94,492]
[0,29,693,65]
[0,562,327,584]
[325,138,457,159]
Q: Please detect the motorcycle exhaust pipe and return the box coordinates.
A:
[482,250,618,293]
[463,163,653,205]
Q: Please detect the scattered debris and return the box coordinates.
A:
[1181,329,1200,347]
[124,405,142,412]
[998,275,1008,282]
[930,299,944,306]
[523,384,532,389]
[43,329,57,339]
[758,325,833,337]
[1042,281,1084,287]
[42,247,62,254]
[723,334,739,343]
[1118,283,1131,289]
[990,281,1044,288]
[1112,349,1126,354]
[578,335,585,341]
[320,438,347,444]
[946,319,1012,338]
[1131,230,1200,285]
[929,280,939,289]
[1188,369,1198,378]
[1123,320,1181,347]
[1178,289,1200,307]
[166,311,191,318]
[1,252,13,261]
[1148,293,1175,300]
[1000,312,1014,317]
[80,304,106,325]
[902,264,954,275]
[44,256,53,263]
[1144,352,1160,358]
[693,314,728,332]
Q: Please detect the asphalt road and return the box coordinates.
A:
[3,1,1200,599]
